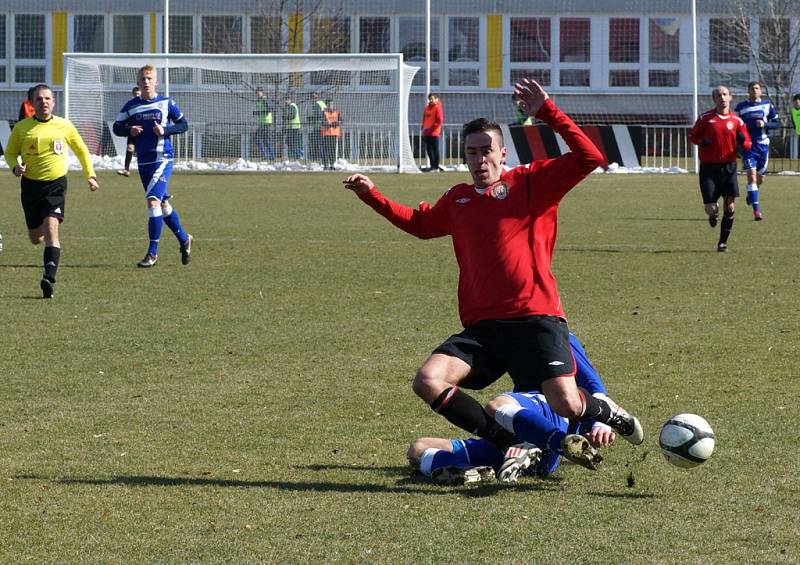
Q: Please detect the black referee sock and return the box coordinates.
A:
[719,216,734,245]
[124,149,133,171]
[43,246,60,282]
[431,387,518,450]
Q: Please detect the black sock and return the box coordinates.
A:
[719,216,734,245]
[431,387,518,450]
[579,392,611,423]
[124,149,133,170]
[43,246,61,282]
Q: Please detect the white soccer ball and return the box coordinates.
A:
[659,413,715,469]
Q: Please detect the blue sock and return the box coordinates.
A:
[147,216,163,256]
[163,210,188,244]
[750,189,760,212]
[513,409,567,452]
[430,449,470,471]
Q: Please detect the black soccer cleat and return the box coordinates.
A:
[717,243,728,253]
[137,253,158,268]
[40,277,54,299]
[180,234,193,265]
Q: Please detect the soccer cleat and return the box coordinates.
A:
[754,210,763,221]
[708,214,718,228]
[560,434,603,470]
[180,234,193,265]
[597,394,644,445]
[431,465,495,485]
[717,243,728,253]
[498,443,542,484]
[116,169,130,177]
[137,253,158,268]
[40,277,54,299]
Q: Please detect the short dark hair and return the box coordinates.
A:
[32,84,52,97]
[793,93,800,102]
[748,81,761,89]
[462,118,503,147]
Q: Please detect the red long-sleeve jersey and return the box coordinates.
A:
[358,99,606,327]
[688,110,751,163]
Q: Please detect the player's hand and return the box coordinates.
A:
[12,163,26,177]
[513,78,549,116]
[153,123,164,136]
[342,173,375,195]
[130,125,143,137]
[586,425,615,448]
[756,119,764,128]
[88,177,99,191]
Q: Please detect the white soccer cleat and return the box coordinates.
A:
[431,465,495,485]
[497,443,541,484]
[595,393,644,445]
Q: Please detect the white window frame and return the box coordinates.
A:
[11,13,50,88]
[398,15,442,91]
[444,15,483,90]
[505,16,553,89]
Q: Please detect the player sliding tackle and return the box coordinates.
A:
[343,79,643,479]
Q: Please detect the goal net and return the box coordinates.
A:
[64,53,419,172]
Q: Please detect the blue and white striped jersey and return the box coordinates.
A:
[734,99,778,145]
[114,95,185,165]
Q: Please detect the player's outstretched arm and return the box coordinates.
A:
[342,173,375,195]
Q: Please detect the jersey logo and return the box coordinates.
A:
[548,360,565,366]
[726,122,734,130]
[456,197,471,204]
[53,208,62,214]
[490,182,509,200]
[53,139,64,154]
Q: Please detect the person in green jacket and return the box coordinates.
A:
[284,94,302,160]
[253,87,276,160]
[791,94,800,160]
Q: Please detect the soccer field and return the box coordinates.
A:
[0,170,797,563]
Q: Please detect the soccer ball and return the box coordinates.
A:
[659,413,715,469]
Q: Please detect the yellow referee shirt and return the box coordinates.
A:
[4,115,96,181]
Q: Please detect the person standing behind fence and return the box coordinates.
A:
[688,85,751,253]
[18,87,35,121]
[253,87,275,161]
[321,100,341,170]
[4,83,99,298]
[117,86,142,177]
[734,81,778,221]
[307,92,327,162]
[284,95,302,160]
[421,93,443,172]
[512,94,532,126]
[790,94,800,160]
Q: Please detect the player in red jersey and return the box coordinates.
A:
[343,79,644,467]
[688,85,752,252]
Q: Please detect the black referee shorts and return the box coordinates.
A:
[433,315,575,392]
[699,162,739,204]
[20,175,67,229]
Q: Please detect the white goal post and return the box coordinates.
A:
[63,53,420,173]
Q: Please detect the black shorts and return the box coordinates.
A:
[699,162,739,204]
[433,315,575,392]
[20,176,67,229]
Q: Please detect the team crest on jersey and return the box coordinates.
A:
[490,182,509,200]
[726,121,734,130]
[53,139,64,154]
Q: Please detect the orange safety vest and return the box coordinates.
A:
[21,99,35,119]
[322,109,341,137]
[422,101,443,137]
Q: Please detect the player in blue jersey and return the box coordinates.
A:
[734,81,779,221]
[408,333,618,485]
[113,64,193,267]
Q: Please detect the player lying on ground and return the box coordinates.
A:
[408,333,617,484]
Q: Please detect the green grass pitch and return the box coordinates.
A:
[0,170,797,563]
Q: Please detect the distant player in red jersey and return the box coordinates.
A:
[688,85,752,252]
[343,79,644,472]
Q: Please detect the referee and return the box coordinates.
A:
[4,84,99,298]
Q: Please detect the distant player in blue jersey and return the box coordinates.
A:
[734,81,779,221]
[408,333,618,485]
[113,64,193,267]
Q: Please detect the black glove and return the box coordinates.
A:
[736,131,745,144]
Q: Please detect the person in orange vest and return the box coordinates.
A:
[421,93,444,172]
[321,100,341,171]
[18,87,35,121]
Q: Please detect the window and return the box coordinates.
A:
[310,17,351,85]
[251,16,281,54]
[560,18,590,63]
[560,69,589,87]
[649,69,679,87]
[202,16,242,53]
[510,68,550,86]
[399,16,439,86]
[359,17,391,86]
[760,18,789,64]
[14,14,46,84]
[447,17,479,86]
[0,15,6,83]
[709,18,749,64]
[74,15,105,52]
[165,15,194,85]
[649,18,679,63]
[610,69,639,87]
[609,18,639,63]
[113,15,144,52]
[510,18,550,63]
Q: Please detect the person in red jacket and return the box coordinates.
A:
[688,85,752,252]
[421,93,443,171]
[343,79,643,472]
